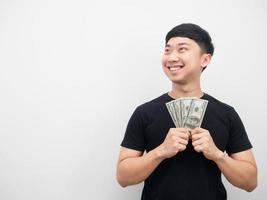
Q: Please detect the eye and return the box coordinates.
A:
[179,47,187,52]
[164,48,171,54]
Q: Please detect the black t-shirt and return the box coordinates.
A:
[121,93,252,200]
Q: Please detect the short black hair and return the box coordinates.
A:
[165,23,214,56]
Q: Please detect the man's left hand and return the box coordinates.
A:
[191,127,223,161]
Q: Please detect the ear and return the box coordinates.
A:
[201,54,212,70]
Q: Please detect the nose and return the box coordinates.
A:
[168,50,180,62]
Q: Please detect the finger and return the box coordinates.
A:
[191,127,206,135]
[178,138,189,146]
[170,132,188,141]
[190,128,200,136]
[191,132,205,142]
[175,128,189,133]
[171,131,189,139]
[193,145,203,153]
[179,132,190,140]
[192,138,204,147]
[177,142,187,151]
[178,145,186,152]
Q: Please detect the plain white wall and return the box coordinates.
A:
[0,0,266,199]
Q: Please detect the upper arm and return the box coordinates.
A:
[230,149,257,168]
[116,147,144,186]
[117,147,143,164]
[226,108,252,154]
[121,106,147,152]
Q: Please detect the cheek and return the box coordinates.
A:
[183,53,199,66]
[161,56,167,66]
[182,53,192,62]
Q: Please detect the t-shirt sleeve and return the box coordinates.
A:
[120,106,146,152]
[226,108,252,154]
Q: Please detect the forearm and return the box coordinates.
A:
[117,147,164,187]
[214,152,257,192]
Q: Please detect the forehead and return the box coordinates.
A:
[166,37,198,47]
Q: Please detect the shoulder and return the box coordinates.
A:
[204,93,237,117]
[132,93,170,121]
[126,93,169,130]
[136,93,169,113]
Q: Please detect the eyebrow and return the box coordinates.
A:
[165,43,190,47]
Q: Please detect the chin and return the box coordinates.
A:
[167,77,185,84]
[165,74,183,82]
[172,79,187,85]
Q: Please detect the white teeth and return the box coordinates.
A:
[168,66,183,71]
[170,67,179,71]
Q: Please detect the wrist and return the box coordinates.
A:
[214,150,227,162]
[154,145,167,160]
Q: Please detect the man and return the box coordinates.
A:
[116,23,257,200]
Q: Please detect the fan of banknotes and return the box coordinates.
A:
[166,97,208,130]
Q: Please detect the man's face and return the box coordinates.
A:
[162,37,211,84]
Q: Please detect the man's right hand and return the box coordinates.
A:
[117,128,190,187]
[157,128,190,159]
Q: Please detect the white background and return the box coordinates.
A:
[0,0,266,199]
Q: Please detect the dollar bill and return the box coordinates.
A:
[166,97,208,129]
[180,97,197,127]
[184,99,208,130]
[173,99,182,127]
[166,101,178,127]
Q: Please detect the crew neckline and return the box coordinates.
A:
[166,92,206,101]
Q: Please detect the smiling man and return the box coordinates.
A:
[116,23,257,200]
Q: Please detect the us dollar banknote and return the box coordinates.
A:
[184,99,208,130]
[166,97,208,129]
[166,101,179,127]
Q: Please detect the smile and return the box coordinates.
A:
[167,65,184,72]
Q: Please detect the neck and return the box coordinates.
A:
[169,81,203,99]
